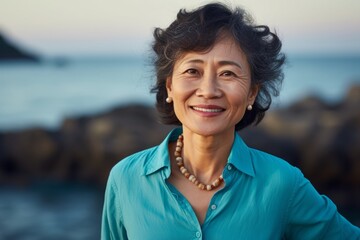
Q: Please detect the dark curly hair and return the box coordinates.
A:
[151,3,286,131]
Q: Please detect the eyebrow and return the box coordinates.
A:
[218,60,244,70]
[182,59,244,70]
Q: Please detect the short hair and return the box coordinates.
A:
[151,3,286,131]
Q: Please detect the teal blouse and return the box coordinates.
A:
[101,128,359,239]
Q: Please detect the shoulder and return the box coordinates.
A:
[250,147,301,175]
[107,128,180,190]
[109,146,158,185]
[249,147,303,190]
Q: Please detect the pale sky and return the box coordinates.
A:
[1,0,360,57]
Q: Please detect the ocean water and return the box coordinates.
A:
[0,55,360,131]
[279,55,360,105]
[0,186,103,240]
[0,57,154,131]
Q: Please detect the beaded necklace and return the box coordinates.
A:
[174,134,224,191]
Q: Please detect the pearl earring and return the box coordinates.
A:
[247,104,253,111]
[166,97,173,103]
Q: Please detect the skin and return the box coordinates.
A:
[166,35,258,224]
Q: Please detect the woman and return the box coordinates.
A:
[102,3,359,239]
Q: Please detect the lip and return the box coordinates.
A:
[190,104,225,116]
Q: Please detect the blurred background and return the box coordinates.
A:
[0,0,359,239]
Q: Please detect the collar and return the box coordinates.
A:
[143,128,182,177]
[228,132,255,177]
[143,128,255,178]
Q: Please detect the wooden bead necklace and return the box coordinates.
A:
[174,134,224,191]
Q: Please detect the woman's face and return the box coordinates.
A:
[166,36,258,137]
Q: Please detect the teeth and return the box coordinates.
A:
[192,107,223,113]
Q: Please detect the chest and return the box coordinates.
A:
[121,179,285,240]
[168,175,220,225]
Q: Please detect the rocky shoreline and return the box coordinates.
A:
[0,84,359,222]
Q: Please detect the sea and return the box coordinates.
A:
[1,54,360,131]
[0,54,360,239]
[0,185,103,240]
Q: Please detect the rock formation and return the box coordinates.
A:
[0,31,40,61]
[0,84,359,223]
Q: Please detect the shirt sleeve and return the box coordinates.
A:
[284,168,360,239]
[101,170,128,240]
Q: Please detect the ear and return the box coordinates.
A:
[248,84,259,104]
[166,76,173,97]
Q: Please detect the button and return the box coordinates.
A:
[211,204,217,210]
[195,231,201,238]
[227,165,232,171]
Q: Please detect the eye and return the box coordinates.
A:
[184,68,199,75]
[220,71,237,78]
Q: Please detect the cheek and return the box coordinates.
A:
[171,82,195,100]
[224,84,250,104]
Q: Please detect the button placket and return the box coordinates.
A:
[204,192,222,225]
[221,164,233,182]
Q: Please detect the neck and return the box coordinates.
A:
[181,128,234,183]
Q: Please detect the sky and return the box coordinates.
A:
[1,0,360,57]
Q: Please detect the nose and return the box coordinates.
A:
[196,73,222,99]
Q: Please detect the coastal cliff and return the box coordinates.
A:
[0,31,39,61]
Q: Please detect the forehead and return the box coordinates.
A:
[175,36,248,67]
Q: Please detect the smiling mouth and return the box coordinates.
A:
[191,106,224,113]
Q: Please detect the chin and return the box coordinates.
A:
[183,124,235,137]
